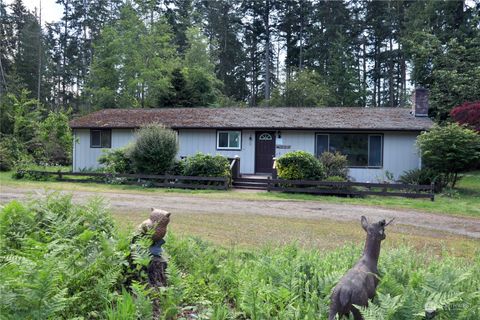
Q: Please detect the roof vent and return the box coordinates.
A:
[412,87,429,117]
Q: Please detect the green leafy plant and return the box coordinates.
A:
[1,196,479,319]
[98,146,133,174]
[399,168,447,192]
[130,124,178,174]
[276,151,325,180]
[417,123,480,188]
[318,151,349,179]
[0,194,129,319]
[167,159,187,176]
[183,153,231,181]
[36,110,73,165]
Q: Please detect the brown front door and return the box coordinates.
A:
[255,131,276,173]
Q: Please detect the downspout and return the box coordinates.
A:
[72,129,76,172]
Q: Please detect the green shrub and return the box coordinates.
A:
[0,135,27,171]
[167,159,187,176]
[98,146,133,174]
[417,123,480,188]
[323,175,350,191]
[183,153,231,180]
[276,151,325,180]
[324,175,347,182]
[0,142,14,171]
[398,168,447,192]
[130,124,178,174]
[36,110,73,165]
[318,151,349,179]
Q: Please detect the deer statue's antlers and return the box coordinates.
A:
[385,218,395,227]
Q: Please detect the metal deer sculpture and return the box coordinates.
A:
[329,216,394,320]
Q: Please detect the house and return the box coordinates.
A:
[69,89,433,182]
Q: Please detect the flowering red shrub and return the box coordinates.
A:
[450,101,480,132]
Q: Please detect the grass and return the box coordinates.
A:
[1,169,480,217]
[113,209,479,260]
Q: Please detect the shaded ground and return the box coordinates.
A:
[2,185,479,240]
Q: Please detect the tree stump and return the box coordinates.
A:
[148,256,168,288]
[148,255,167,320]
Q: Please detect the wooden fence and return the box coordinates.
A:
[20,170,230,190]
[266,178,435,201]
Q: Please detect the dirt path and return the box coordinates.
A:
[1,185,479,239]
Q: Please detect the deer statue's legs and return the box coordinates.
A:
[351,307,364,320]
[328,309,337,320]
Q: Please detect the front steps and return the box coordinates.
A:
[232,177,270,190]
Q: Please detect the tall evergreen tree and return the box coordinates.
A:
[195,0,248,101]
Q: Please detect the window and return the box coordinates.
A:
[217,131,241,150]
[368,135,382,167]
[90,129,111,148]
[258,133,273,141]
[315,133,383,167]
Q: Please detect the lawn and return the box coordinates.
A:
[113,208,479,259]
[1,169,479,218]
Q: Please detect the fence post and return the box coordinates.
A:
[267,176,271,192]
[58,170,63,180]
[224,177,229,191]
[430,182,435,201]
[272,157,277,179]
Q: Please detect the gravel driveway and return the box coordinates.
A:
[1,185,479,239]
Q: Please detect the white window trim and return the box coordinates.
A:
[217,130,242,150]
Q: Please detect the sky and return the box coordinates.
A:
[6,0,478,27]
[5,0,63,25]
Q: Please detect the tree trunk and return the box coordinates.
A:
[148,257,168,319]
[264,0,270,104]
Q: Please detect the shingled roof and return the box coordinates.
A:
[69,107,433,131]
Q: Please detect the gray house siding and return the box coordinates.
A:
[73,128,421,182]
[178,129,256,174]
[349,132,420,182]
[73,128,134,172]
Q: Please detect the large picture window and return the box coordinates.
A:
[90,129,111,148]
[217,131,241,150]
[316,133,383,167]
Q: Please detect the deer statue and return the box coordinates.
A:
[328,216,394,320]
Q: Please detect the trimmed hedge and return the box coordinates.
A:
[276,151,325,180]
[183,153,231,181]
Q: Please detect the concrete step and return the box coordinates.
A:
[232,179,269,190]
[232,184,268,190]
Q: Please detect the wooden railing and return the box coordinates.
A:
[20,170,230,191]
[266,178,435,200]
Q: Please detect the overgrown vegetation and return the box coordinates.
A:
[0,194,127,319]
[130,124,178,174]
[277,151,325,180]
[98,146,134,174]
[318,151,349,180]
[0,91,72,171]
[1,195,479,319]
